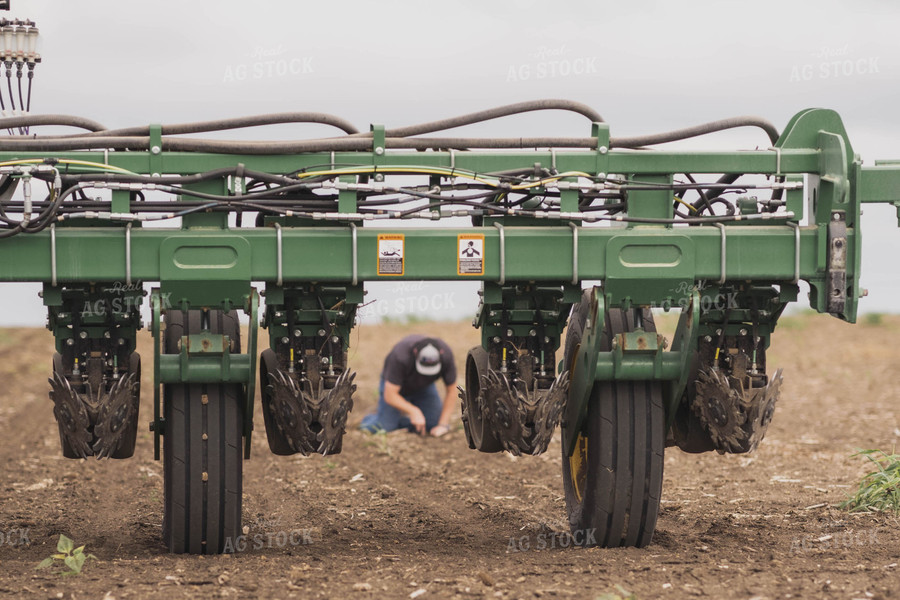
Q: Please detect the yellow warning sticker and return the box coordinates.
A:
[457,234,484,276]
[377,234,405,276]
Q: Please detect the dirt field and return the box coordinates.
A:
[0,312,898,599]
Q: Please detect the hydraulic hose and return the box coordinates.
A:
[59,166,297,186]
[72,112,361,137]
[367,99,604,137]
[611,116,779,148]
[0,108,781,154]
[0,135,598,153]
[0,114,107,132]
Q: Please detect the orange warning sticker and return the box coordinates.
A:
[377,234,405,276]
[457,234,484,276]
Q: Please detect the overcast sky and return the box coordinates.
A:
[2,0,899,324]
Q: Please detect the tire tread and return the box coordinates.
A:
[562,301,665,548]
[163,309,243,554]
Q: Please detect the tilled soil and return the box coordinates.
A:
[0,314,898,599]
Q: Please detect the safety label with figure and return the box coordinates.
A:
[377,234,405,275]
[457,234,484,275]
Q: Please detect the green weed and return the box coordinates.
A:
[37,535,97,576]
[839,449,900,514]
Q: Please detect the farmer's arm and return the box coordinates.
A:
[437,380,457,428]
[383,381,426,434]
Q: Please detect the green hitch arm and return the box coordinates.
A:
[859,162,900,227]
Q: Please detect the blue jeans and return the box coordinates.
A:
[360,377,443,433]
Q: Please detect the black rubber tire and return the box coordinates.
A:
[259,348,299,456]
[162,309,243,554]
[52,352,141,460]
[463,346,503,453]
[109,352,141,459]
[561,296,665,548]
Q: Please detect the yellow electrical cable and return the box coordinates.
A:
[674,197,698,214]
[295,165,595,191]
[296,165,503,187]
[57,159,136,174]
[0,158,136,174]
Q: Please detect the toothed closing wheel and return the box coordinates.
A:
[692,367,782,453]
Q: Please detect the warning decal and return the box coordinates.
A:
[457,234,484,276]
[377,234,405,276]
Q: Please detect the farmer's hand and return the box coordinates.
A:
[430,424,451,437]
[408,407,427,435]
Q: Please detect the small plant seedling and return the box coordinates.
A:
[364,427,393,457]
[840,449,900,514]
[596,585,637,600]
[37,534,97,576]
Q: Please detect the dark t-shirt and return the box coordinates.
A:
[382,334,457,396]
